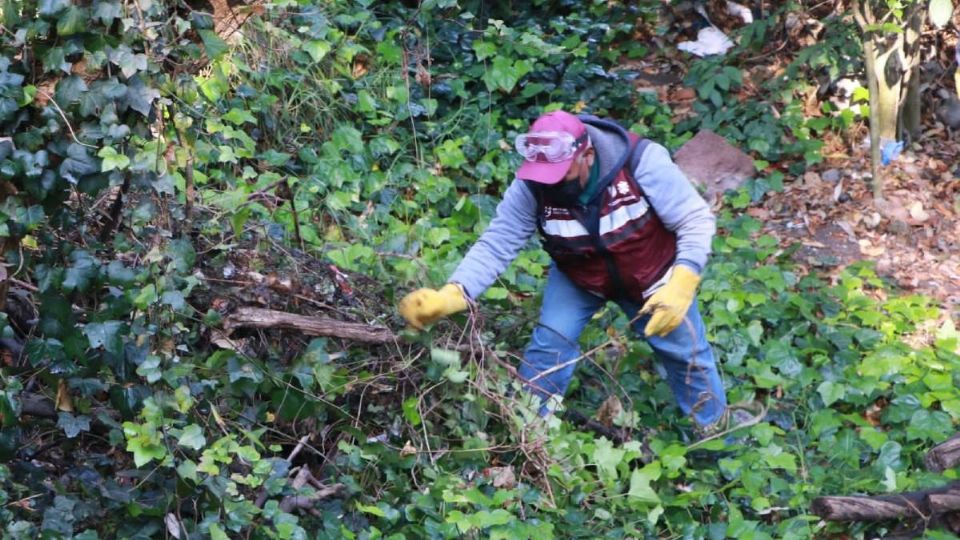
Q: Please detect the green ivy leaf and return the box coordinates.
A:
[123,422,167,467]
[55,75,88,104]
[746,320,763,346]
[907,410,952,442]
[57,412,91,438]
[817,381,845,407]
[3,0,21,25]
[166,238,196,273]
[61,143,99,184]
[98,146,130,172]
[63,250,99,292]
[425,227,450,247]
[134,284,159,309]
[56,6,86,36]
[223,108,256,125]
[483,57,531,93]
[136,355,162,383]
[593,437,625,481]
[43,47,71,74]
[431,348,460,367]
[41,495,76,535]
[0,426,19,462]
[483,287,509,300]
[443,367,469,384]
[178,424,206,450]
[108,46,148,79]
[198,30,229,60]
[402,397,422,427]
[473,41,497,60]
[0,392,16,428]
[376,39,402,64]
[937,318,958,350]
[303,40,332,62]
[84,321,124,354]
[124,75,160,117]
[93,0,122,25]
[106,260,137,284]
[628,461,662,505]
[177,459,198,482]
[161,290,186,311]
[38,0,70,16]
[208,523,229,540]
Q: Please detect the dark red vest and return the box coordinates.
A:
[530,136,676,302]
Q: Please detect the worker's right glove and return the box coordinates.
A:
[398,283,468,329]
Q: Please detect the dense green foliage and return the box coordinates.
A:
[0,0,957,538]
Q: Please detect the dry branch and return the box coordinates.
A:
[278,466,345,513]
[223,307,397,344]
[562,408,629,445]
[926,433,960,473]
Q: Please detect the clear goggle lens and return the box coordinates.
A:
[515,131,587,163]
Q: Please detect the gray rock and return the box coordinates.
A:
[936,89,960,130]
[822,168,841,182]
[888,219,910,236]
[673,130,755,204]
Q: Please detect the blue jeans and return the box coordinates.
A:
[517,266,726,426]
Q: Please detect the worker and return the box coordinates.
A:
[400,110,745,436]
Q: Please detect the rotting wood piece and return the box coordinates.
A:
[223,307,397,344]
[929,493,960,515]
[926,433,960,473]
[811,482,960,522]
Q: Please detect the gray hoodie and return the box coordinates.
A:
[449,115,715,300]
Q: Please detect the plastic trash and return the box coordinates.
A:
[726,1,753,24]
[677,26,734,57]
[880,139,904,166]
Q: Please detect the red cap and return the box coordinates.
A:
[516,111,588,185]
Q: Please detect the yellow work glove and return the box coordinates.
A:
[639,265,701,337]
[398,283,468,329]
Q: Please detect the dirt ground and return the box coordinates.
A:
[753,146,960,322]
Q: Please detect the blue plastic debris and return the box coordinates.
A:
[880,139,903,166]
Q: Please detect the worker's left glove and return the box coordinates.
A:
[639,265,701,337]
[398,283,468,330]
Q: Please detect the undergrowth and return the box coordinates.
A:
[0,1,956,539]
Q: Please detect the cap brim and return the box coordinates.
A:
[516,158,573,185]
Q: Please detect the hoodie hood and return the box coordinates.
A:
[579,115,633,200]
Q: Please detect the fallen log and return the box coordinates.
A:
[926,433,960,473]
[928,493,960,515]
[811,482,960,522]
[224,307,397,344]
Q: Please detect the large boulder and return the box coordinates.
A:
[673,130,755,204]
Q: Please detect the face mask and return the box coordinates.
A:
[548,178,584,206]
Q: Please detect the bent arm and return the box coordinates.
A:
[633,143,716,274]
[448,179,539,299]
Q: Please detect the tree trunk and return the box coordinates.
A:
[899,7,923,142]
[863,36,884,199]
[902,70,921,142]
[854,0,923,201]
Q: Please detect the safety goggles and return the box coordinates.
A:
[515,131,588,163]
